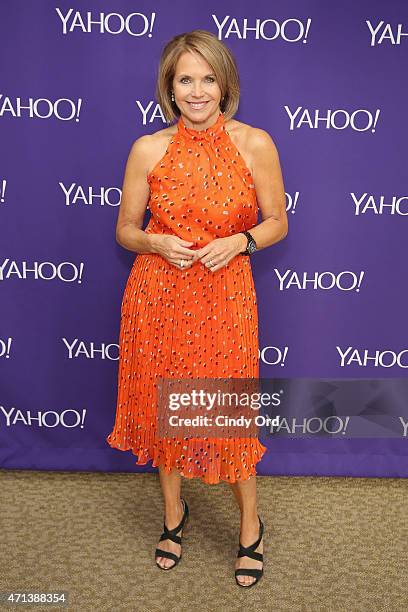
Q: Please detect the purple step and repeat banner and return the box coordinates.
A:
[1,1,407,478]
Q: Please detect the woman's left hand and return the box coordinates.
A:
[192,234,247,272]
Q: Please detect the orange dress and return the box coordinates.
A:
[106,111,267,484]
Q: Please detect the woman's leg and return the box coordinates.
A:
[230,478,243,512]
[155,465,185,569]
[230,474,264,586]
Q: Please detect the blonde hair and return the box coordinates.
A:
[155,29,240,124]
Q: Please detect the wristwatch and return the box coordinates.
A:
[240,230,257,255]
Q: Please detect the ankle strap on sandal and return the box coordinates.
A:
[159,498,189,545]
[237,515,264,561]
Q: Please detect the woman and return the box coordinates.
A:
[106,29,287,587]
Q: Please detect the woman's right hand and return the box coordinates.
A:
[149,234,196,269]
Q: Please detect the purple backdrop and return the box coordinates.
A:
[1,0,407,477]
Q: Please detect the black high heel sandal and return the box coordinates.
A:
[155,497,189,570]
[235,514,264,588]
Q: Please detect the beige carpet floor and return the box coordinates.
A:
[1,469,407,612]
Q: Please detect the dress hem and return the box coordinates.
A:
[106,437,267,485]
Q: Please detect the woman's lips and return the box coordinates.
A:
[188,101,209,110]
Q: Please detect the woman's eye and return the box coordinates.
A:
[180,77,216,83]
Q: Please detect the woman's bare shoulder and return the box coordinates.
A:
[129,123,178,176]
[225,117,276,150]
[132,123,177,152]
[224,118,277,175]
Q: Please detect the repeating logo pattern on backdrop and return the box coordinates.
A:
[1,5,407,472]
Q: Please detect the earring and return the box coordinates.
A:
[171,91,175,102]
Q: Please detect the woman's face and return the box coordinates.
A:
[172,51,222,129]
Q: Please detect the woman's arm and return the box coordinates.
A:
[115,136,157,254]
[242,128,288,252]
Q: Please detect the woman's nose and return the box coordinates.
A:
[192,82,204,97]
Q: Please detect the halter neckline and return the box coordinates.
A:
[177,111,225,141]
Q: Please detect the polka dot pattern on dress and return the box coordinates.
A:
[106,111,267,484]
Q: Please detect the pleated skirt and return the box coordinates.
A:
[106,252,267,484]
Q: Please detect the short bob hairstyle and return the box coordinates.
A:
[155,29,240,124]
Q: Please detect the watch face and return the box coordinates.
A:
[247,240,257,254]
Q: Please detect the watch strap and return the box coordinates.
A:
[241,230,256,255]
